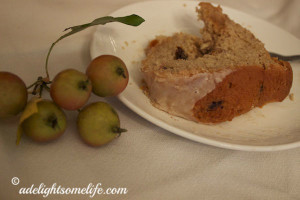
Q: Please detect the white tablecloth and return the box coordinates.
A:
[0,0,299,199]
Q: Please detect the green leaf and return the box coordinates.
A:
[63,15,145,41]
[45,14,145,78]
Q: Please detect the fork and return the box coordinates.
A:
[269,52,300,61]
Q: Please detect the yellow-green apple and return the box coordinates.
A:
[77,102,126,146]
[21,100,67,142]
[86,55,129,97]
[50,69,92,110]
[0,72,28,118]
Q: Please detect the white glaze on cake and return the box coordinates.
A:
[142,69,232,121]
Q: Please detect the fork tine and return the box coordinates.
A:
[269,52,300,61]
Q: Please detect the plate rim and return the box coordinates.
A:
[90,0,300,152]
[118,94,300,152]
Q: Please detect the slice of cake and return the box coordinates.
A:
[141,2,293,123]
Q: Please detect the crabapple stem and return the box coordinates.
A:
[39,85,44,97]
[116,67,126,78]
[45,42,57,79]
[27,80,39,89]
[32,83,39,95]
[26,76,52,97]
[112,127,127,135]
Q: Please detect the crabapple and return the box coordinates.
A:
[77,101,126,146]
[86,55,129,97]
[0,72,28,118]
[50,69,92,110]
[21,100,67,142]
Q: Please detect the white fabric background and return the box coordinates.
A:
[0,0,299,199]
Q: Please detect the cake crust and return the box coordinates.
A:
[193,61,292,123]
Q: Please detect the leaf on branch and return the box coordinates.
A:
[45,14,145,78]
[61,14,145,42]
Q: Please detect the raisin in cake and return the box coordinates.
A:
[141,2,293,123]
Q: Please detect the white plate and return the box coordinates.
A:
[90,0,300,151]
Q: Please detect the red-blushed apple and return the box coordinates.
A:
[21,100,67,142]
[77,102,126,147]
[50,69,92,110]
[0,72,28,118]
[86,55,129,97]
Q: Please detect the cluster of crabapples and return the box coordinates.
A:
[0,55,128,147]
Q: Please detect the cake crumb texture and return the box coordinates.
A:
[141,2,293,123]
